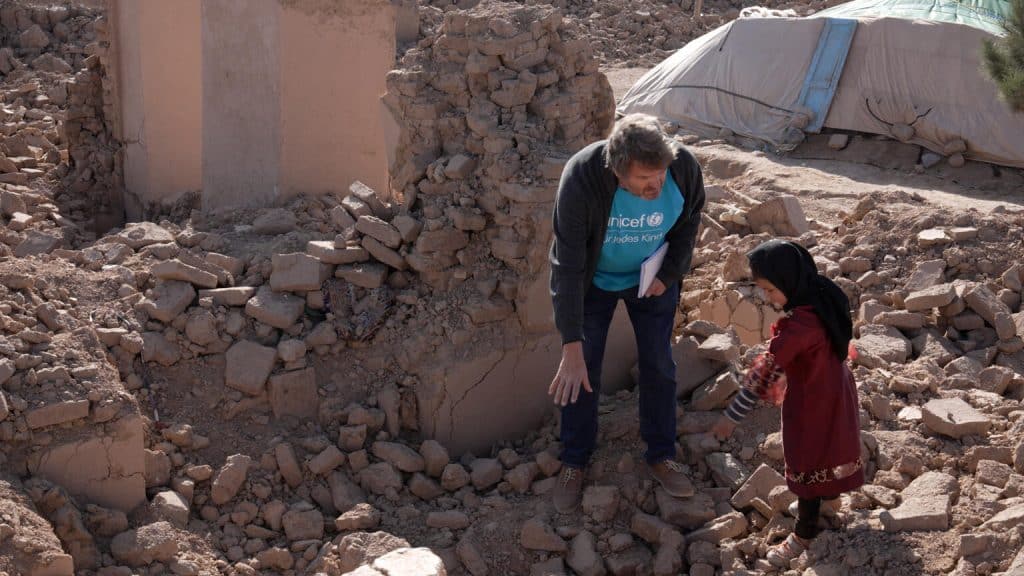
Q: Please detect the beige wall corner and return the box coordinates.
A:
[279,0,393,200]
[112,0,202,216]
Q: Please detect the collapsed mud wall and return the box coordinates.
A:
[382,1,624,454]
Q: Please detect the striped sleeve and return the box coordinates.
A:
[723,352,786,423]
[724,388,760,423]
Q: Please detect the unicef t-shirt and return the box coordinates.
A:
[593,171,684,291]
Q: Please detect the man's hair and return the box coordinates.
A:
[604,113,675,176]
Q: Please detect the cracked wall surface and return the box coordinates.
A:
[28,414,145,512]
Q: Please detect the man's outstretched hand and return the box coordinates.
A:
[549,341,592,406]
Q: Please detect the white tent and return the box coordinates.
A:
[618,1,1024,168]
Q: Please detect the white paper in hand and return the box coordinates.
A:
[638,242,668,297]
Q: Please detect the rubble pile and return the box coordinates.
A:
[2,0,1024,575]
[0,2,112,264]
[422,0,849,68]
[666,170,1024,574]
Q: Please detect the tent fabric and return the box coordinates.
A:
[814,0,1012,36]
[823,17,1024,168]
[618,17,822,148]
[617,10,1024,169]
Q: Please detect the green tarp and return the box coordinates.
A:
[815,0,1011,36]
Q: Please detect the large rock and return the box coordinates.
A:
[745,195,808,237]
[853,330,911,368]
[672,336,728,398]
[270,253,331,292]
[420,440,449,478]
[19,24,50,50]
[198,287,256,307]
[275,443,304,488]
[308,240,369,264]
[690,372,739,411]
[140,332,180,366]
[337,503,382,531]
[152,491,189,528]
[185,310,219,345]
[706,452,749,490]
[245,286,305,329]
[630,511,673,545]
[880,472,958,532]
[118,222,175,250]
[922,398,991,439]
[372,442,425,473]
[327,531,411,574]
[257,547,295,571]
[696,333,740,363]
[224,340,277,395]
[362,547,448,576]
[282,506,324,541]
[979,504,1024,532]
[211,454,252,505]
[581,485,620,523]
[356,215,403,249]
[25,400,89,430]
[730,463,786,509]
[358,462,403,495]
[567,531,606,576]
[307,446,346,476]
[151,260,218,289]
[349,181,390,218]
[268,368,318,419]
[912,330,960,367]
[329,471,368,513]
[110,521,178,566]
[964,284,1017,339]
[904,260,946,292]
[456,537,488,576]
[687,511,749,544]
[469,458,503,490]
[656,490,716,529]
[904,283,956,311]
[140,280,196,323]
[521,518,567,552]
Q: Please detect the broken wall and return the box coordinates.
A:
[0,267,146,512]
[383,1,619,455]
[103,0,394,215]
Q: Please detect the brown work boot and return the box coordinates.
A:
[552,466,584,513]
[650,459,695,498]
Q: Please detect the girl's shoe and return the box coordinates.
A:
[767,533,807,568]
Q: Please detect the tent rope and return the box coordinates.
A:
[865,97,934,127]
[654,84,796,114]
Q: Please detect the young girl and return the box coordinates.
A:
[712,239,863,568]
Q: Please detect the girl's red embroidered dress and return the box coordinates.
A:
[748,306,864,498]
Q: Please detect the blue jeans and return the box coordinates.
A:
[559,282,679,468]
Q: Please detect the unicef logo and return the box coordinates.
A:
[647,212,664,227]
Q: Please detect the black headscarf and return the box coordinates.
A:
[746,240,853,360]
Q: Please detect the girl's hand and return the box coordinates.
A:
[711,415,736,440]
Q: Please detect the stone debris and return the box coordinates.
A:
[0,3,1022,576]
[922,397,992,439]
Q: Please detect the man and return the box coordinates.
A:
[548,113,706,513]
